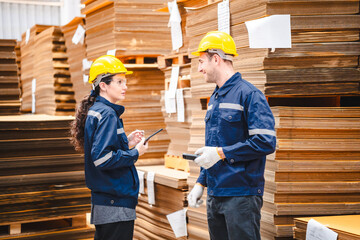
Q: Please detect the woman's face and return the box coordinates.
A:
[101,73,127,103]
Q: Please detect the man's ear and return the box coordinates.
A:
[213,54,221,65]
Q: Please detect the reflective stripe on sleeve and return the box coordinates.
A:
[249,129,276,136]
[94,151,113,167]
[207,104,213,110]
[117,128,125,134]
[88,110,102,121]
[219,103,244,111]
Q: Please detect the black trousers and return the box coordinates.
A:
[94,220,134,240]
[207,195,263,240]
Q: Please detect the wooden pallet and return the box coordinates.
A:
[157,53,191,69]
[164,154,190,173]
[0,214,94,239]
[118,55,158,65]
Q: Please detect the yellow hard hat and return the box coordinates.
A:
[89,55,132,86]
[191,31,238,60]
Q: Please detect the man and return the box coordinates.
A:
[187,31,276,240]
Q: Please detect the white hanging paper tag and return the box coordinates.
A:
[31,78,36,113]
[168,1,183,50]
[82,58,92,71]
[306,219,338,240]
[137,170,145,194]
[166,209,188,238]
[83,74,88,83]
[146,172,155,206]
[218,0,230,34]
[107,49,116,56]
[165,90,176,114]
[25,28,30,44]
[168,66,179,98]
[72,24,85,44]
[245,15,292,49]
[176,89,184,122]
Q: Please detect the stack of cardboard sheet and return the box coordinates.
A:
[293,215,360,240]
[62,17,92,106]
[82,0,172,61]
[0,114,93,239]
[0,39,21,115]
[186,160,210,240]
[20,25,76,115]
[134,165,188,240]
[120,65,169,166]
[261,107,360,240]
[186,0,360,97]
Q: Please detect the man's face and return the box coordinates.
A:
[198,52,217,83]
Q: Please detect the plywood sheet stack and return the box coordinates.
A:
[187,0,360,97]
[134,165,188,240]
[82,0,171,61]
[261,107,360,240]
[20,25,76,115]
[0,114,93,239]
[62,17,92,106]
[0,39,21,115]
[120,66,169,166]
[293,215,360,240]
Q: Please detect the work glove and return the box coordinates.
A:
[188,184,204,208]
[194,146,222,169]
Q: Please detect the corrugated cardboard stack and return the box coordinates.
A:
[82,0,171,60]
[134,165,188,240]
[262,107,360,240]
[20,25,76,115]
[0,39,21,115]
[0,114,93,239]
[62,17,92,106]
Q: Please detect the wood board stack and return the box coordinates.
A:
[293,215,360,240]
[0,39,21,115]
[82,0,172,61]
[261,107,360,240]
[186,0,360,97]
[120,65,169,166]
[62,17,92,106]
[20,25,76,115]
[134,165,188,240]
[0,114,93,239]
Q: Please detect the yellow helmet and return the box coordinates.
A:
[89,55,132,86]
[191,31,238,61]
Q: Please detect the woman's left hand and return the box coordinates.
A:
[128,130,144,148]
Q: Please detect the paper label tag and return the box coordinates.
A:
[25,28,30,44]
[31,78,36,113]
[306,219,338,240]
[137,170,145,194]
[107,49,116,56]
[166,209,188,238]
[176,89,184,122]
[218,0,230,34]
[72,24,85,44]
[147,172,155,205]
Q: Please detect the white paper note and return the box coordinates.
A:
[165,90,176,114]
[176,89,185,122]
[306,219,338,240]
[168,1,183,50]
[168,66,180,98]
[82,58,92,71]
[166,209,188,238]
[83,74,88,83]
[31,78,36,113]
[107,49,116,56]
[245,15,292,50]
[218,0,230,34]
[146,172,155,206]
[25,28,30,44]
[137,170,145,194]
[72,24,85,45]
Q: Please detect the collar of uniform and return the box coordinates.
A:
[96,95,125,117]
[216,72,241,96]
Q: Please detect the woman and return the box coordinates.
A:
[70,55,148,240]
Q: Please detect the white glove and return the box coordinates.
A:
[188,184,204,208]
[194,146,222,169]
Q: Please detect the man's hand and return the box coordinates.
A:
[135,137,148,156]
[194,146,222,169]
[128,130,144,147]
[188,184,204,208]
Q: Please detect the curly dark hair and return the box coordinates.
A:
[70,75,113,151]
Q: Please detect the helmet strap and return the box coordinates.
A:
[92,73,113,88]
[207,49,233,62]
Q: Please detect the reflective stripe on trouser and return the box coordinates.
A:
[207,195,263,240]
